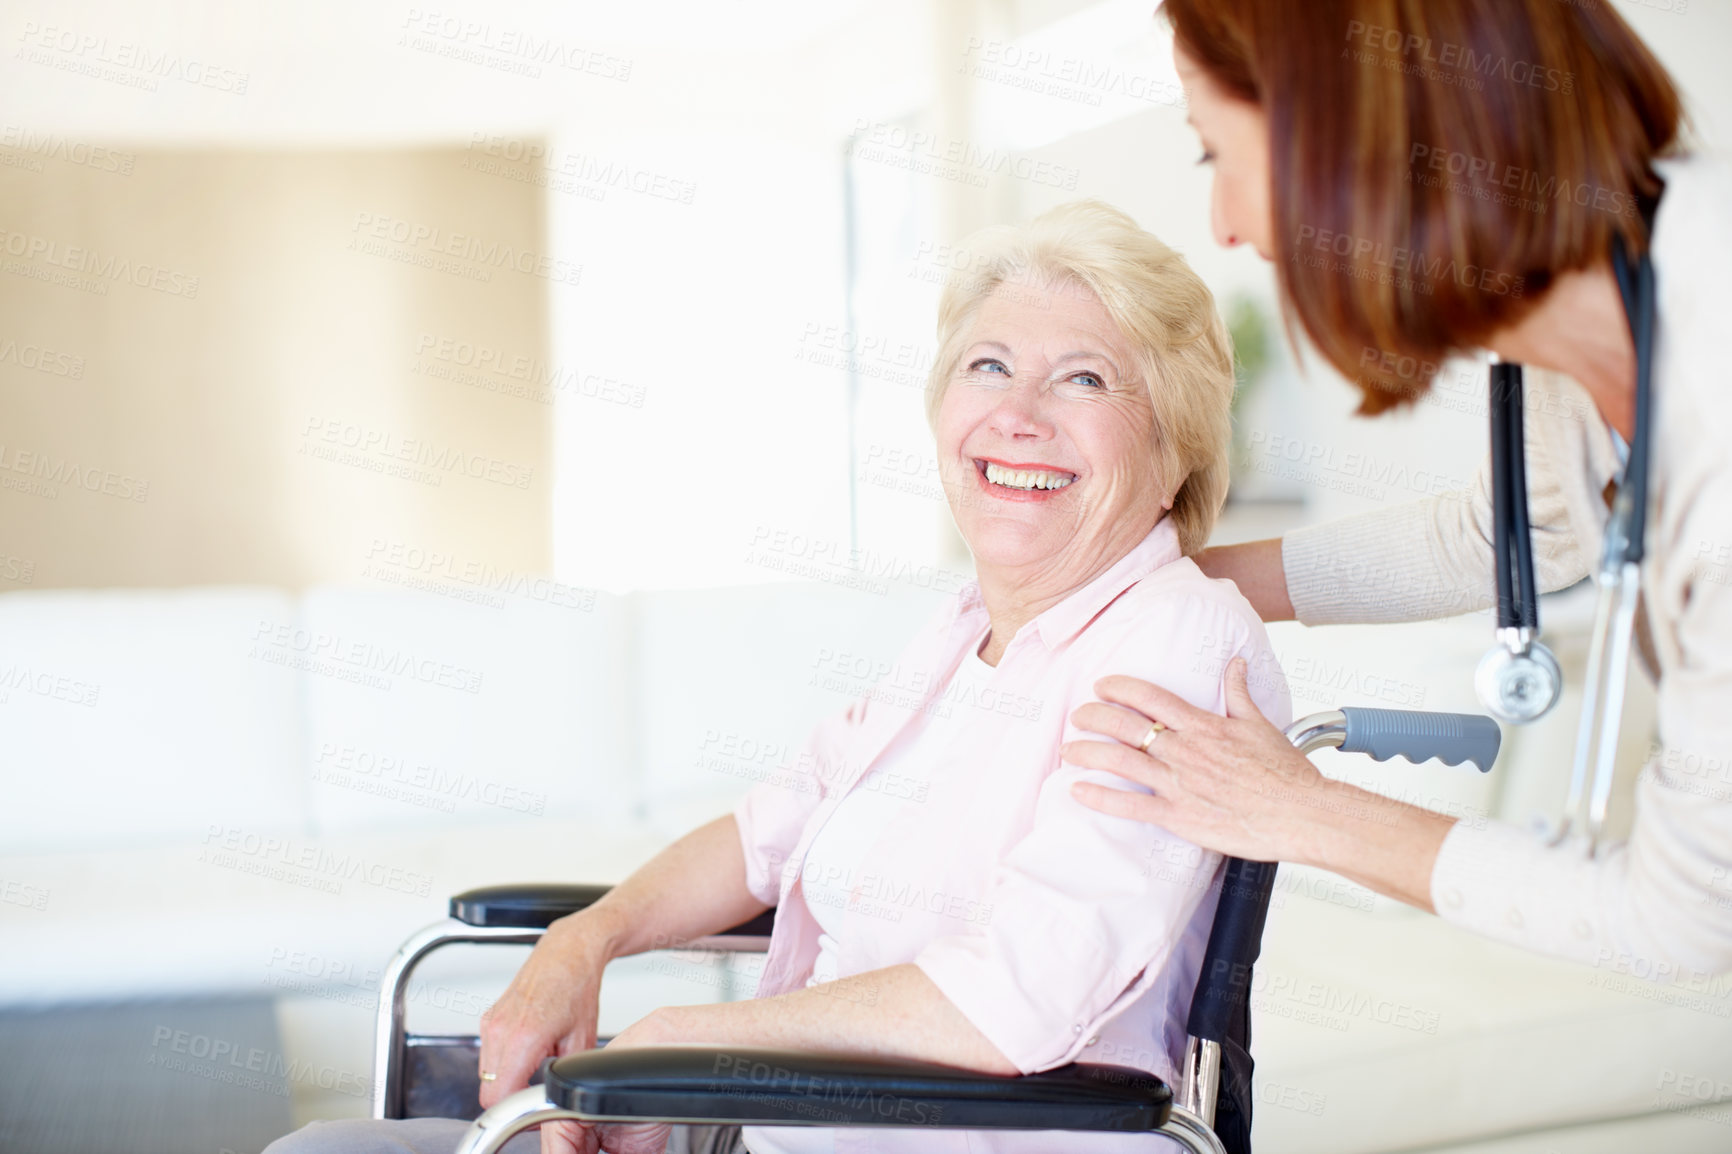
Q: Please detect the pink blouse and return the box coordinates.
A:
[733,518,1292,1153]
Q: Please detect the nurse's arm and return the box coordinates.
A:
[605,963,1020,1075]
[1231,391,1589,629]
[1195,537,1294,621]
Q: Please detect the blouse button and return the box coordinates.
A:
[1086,1036,1100,1046]
[1572,918,1593,940]
[1073,1023,1083,1034]
[1504,907,1524,930]
[1440,887,1463,910]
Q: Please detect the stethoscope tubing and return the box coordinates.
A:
[1489,360,1541,633]
[1533,231,1657,853]
[1553,234,1657,851]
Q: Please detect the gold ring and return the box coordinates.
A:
[1137,722,1166,754]
[479,1071,498,1082]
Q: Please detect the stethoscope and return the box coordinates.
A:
[1474,222,1656,855]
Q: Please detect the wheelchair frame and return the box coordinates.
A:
[371,707,1500,1153]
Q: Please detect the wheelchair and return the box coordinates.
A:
[370,708,1501,1154]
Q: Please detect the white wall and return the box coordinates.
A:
[7,0,1723,594]
[0,0,936,592]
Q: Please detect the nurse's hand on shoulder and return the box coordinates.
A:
[1061,657,1327,862]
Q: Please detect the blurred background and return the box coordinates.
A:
[2,2,1729,1152]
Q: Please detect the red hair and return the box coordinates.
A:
[1165,0,1683,412]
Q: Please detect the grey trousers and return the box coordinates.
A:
[260,1118,750,1154]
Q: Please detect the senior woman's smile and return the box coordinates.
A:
[975,458,1073,494]
[936,275,1174,626]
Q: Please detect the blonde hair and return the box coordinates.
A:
[924,200,1236,556]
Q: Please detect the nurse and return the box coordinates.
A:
[1066,0,1732,975]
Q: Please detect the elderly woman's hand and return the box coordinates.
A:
[477,914,612,1111]
[536,1010,685,1154]
[1060,657,1328,862]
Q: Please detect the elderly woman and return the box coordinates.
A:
[264,200,1290,1154]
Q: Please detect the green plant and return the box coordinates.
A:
[1224,293,1271,417]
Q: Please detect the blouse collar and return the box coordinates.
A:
[952,517,1185,654]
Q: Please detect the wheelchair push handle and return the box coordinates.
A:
[1337,707,1501,773]
[1190,706,1501,994]
[1186,707,1499,1046]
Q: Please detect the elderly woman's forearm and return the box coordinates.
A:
[666,963,1019,1075]
[572,815,768,961]
[1196,538,1294,621]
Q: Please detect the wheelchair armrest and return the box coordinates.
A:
[544,1045,1170,1131]
[449,884,776,941]
[450,884,614,928]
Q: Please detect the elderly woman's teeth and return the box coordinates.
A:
[983,462,1075,491]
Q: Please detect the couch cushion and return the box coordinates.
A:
[0,817,671,1005]
[0,587,306,855]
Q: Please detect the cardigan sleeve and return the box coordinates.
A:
[1428,545,1732,976]
[1281,373,1592,625]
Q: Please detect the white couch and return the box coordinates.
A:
[0,581,946,1002]
[3,581,1729,1152]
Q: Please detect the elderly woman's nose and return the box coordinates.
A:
[986,378,1054,435]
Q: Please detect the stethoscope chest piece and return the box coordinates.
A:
[1474,630,1562,724]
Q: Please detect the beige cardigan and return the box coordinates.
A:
[1281,153,1732,978]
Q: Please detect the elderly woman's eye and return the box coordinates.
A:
[1071,372,1105,389]
[968,358,1009,375]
